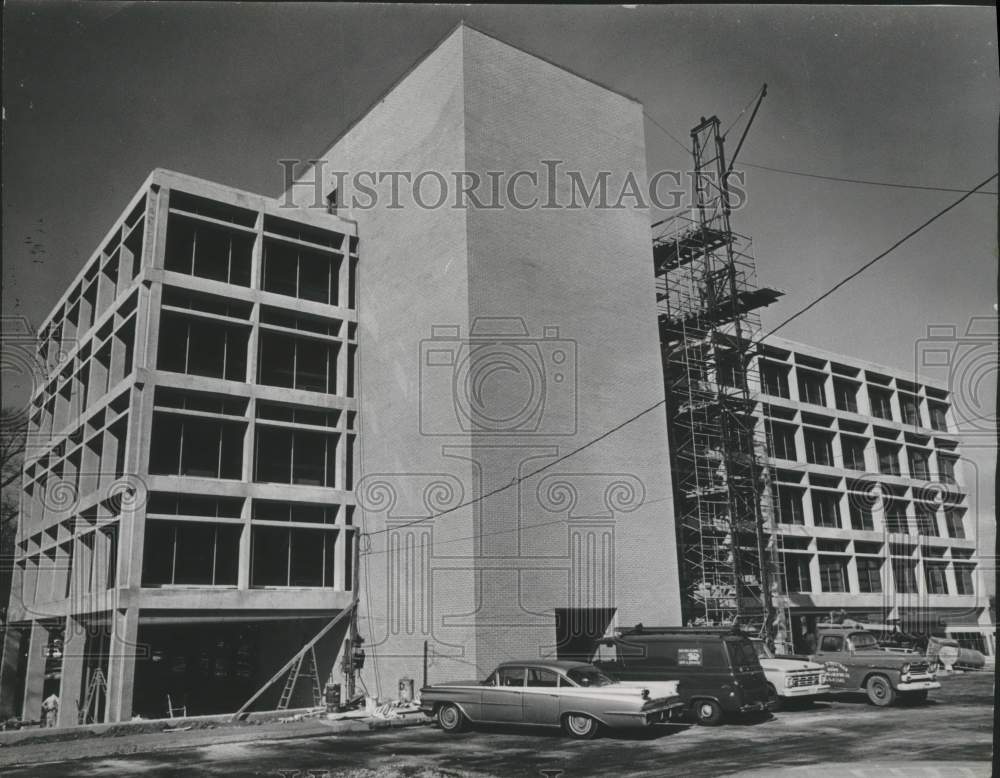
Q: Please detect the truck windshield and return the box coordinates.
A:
[566,668,615,687]
[751,640,773,659]
[727,641,762,668]
[849,632,879,650]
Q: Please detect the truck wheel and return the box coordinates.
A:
[562,713,599,739]
[694,699,724,726]
[766,683,784,712]
[436,703,466,733]
[865,675,896,707]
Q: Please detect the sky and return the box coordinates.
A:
[2,3,997,590]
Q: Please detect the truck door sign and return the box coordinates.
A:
[822,661,850,686]
[678,648,703,666]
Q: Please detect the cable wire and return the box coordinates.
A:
[762,172,998,340]
[741,161,999,196]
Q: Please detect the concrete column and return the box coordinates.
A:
[58,617,86,727]
[846,553,861,594]
[862,432,878,473]
[237,484,252,590]
[122,383,156,589]
[792,424,807,468]
[105,608,139,723]
[807,551,820,595]
[0,625,27,719]
[21,622,48,721]
[148,185,170,271]
[801,486,816,528]
[836,491,850,531]
[821,371,835,411]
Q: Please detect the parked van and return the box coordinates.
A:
[593,625,770,725]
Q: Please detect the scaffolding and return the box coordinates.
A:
[654,115,789,643]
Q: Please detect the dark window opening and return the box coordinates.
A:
[924,562,949,595]
[257,332,338,394]
[899,394,921,426]
[148,413,245,479]
[767,422,796,460]
[841,435,867,471]
[945,509,965,539]
[869,388,893,421]
[818,556,847,592]
[156,312,248,381]
[141,520,240,586]
[262,239,341,306]
[833,378,859,413]
[783,554,811,593]
[250,526,336,587]
[876,442,900,476]
[804,430,834,466]
[811,492,841,528]
[927,403,948,432]
[164,213,253,287]
[857,557,883,593]
[797,370,827,406]
[892,559,918,593]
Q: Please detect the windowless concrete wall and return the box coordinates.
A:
[289,24,679,691]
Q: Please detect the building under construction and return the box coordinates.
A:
[653,114,993,659]
[2,23,993,727]
[2,24,682,724]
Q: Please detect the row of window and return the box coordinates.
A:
[760,362,949,431]
[164,213,356,309]
[783,553,975,595]
[773,486,966,538]
[157,311,356,396]
[148,412,356,489]
[766,422,957,481]
[141,519,352,589]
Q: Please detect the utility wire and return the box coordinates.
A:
[643,110,691,155]
[363,400,667,537]
[762,172,998,340]
[644,108,998,196]
[358,171,995,540]
[741,160,999,196]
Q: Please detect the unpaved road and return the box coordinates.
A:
[1,672,993,777]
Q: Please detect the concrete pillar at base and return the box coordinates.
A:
[22,622,48,722]
[58,617,86,727]
[0,624,27,719]
[105,608,139,722]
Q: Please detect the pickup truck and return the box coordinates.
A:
[808,625,940,706]
[749,638,829,710]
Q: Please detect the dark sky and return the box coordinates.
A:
[3,3,997,564]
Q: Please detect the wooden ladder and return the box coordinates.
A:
[276,646,323,710]
[79,667,108,724]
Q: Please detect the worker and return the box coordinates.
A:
[41,693,59,728]
[801,628,817,655]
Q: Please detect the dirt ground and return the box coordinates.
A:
[0,671,994,777]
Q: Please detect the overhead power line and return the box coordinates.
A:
[741,161,999,196]
[762,171,998,339]
[643,109,999,196]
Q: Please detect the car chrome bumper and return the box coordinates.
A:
[639,701,686,725]
[897,680,940,691]
[780,685,831,698]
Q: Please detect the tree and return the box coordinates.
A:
[1,408,28,626]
